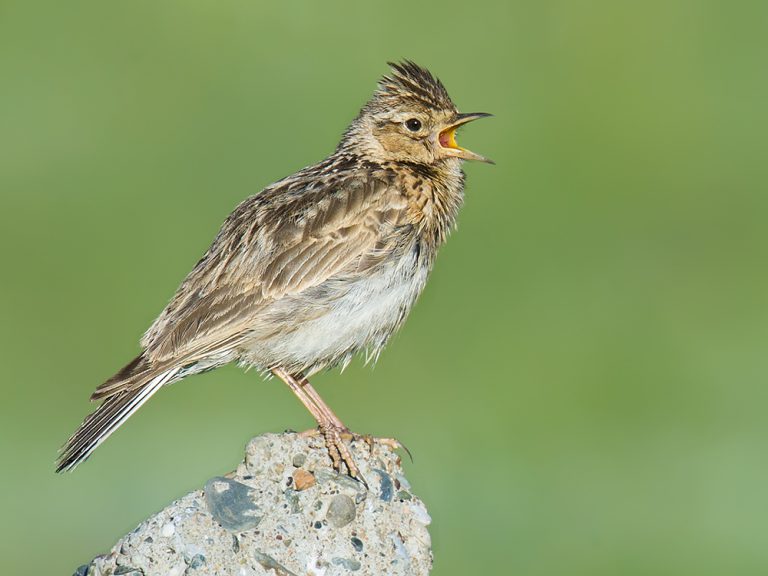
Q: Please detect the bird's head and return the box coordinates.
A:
[340,61,492,166]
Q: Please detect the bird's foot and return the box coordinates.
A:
[299,424,366,486]
[357,434,412,462]
[299,427,410,486]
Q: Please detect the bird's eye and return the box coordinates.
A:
[405,118,422,132]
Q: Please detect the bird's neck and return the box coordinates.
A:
[325,147,466,250]
[379,158,466,251]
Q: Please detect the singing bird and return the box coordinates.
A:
[57,61,492,480]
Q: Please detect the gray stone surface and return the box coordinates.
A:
[75,432,432,576]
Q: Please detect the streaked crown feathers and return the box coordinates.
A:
[371,60,457,113]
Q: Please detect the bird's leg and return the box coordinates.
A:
[297,375,409,462]
[272,367,328,426]
[272,367,364,483]
[295,375,347,430]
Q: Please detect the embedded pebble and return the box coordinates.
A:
[374,469,393,501]
[326,494,356,528]
[315,469,367,495]
[292,468,316,491]
[333,556,362,571]
[204,476,263,531]
[253,550,297,575]
[285,488,301,513]
[409,503,432,526]
[187,553,206,569]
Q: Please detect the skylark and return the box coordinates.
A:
[57,61,491,481]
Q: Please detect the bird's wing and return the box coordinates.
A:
[139,176,403,367]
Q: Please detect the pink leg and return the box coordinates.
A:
[272,367,363,482]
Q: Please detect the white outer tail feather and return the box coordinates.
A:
[58,366,181,471]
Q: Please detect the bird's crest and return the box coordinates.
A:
[373,60,456,112]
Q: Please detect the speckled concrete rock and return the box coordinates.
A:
[74,432,432,576]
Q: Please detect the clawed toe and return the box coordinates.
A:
[378,436,412,462]
[299,427,411,482]
[322,424,368,487]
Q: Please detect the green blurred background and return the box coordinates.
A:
[2,0,768,574]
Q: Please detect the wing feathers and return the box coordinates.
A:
[142,176,397,364]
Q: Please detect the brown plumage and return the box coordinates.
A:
[57,61,491,479]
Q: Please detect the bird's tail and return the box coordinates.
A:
[56,359,181,472]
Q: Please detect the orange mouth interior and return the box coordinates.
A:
[439,126,459,149]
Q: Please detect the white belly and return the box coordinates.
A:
[243,247,430,374]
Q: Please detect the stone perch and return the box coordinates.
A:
[74,432,433,576]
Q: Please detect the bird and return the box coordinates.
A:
[56,60,492,481]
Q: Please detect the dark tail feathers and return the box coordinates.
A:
[56,360,180,472]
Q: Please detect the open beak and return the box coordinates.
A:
[438,112,493,164]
